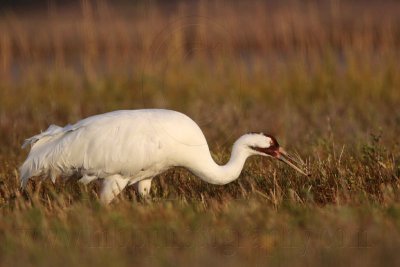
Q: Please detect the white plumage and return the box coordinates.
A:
[20,109,307,204]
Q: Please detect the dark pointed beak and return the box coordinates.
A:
[276,147,309,176]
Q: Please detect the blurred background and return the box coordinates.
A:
[1,0,399,150]
[1,1,400,266]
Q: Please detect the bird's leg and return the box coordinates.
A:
[78,174,98,185]
[100,174,129,204]
[135,178,153,198]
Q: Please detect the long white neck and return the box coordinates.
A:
[185,138,253,185]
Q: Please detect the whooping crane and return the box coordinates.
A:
[20,109,308,204]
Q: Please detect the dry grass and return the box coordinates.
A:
[0,1,400,266]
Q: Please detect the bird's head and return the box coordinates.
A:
[240,133,309,176]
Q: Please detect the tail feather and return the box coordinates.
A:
[20,124,68,188]
[19,159,40,189]
[22,124,68,149]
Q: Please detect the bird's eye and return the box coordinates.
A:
[269,140,274,146]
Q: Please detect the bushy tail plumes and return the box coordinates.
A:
[20,124,67,188]
[19,158,39,189]
[21,125,65,149]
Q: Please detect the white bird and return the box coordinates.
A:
[20,109,307,204]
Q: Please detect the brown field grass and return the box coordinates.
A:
[0,1,400,266]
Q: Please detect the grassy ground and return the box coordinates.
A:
[0,1,400,266]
